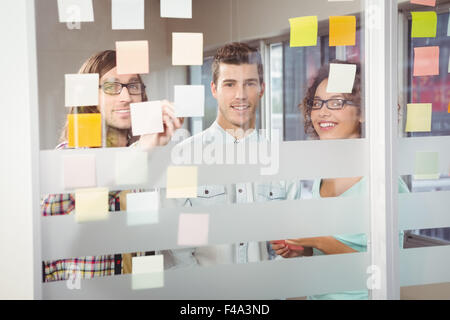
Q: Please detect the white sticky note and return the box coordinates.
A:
[178,213,209,246]
[57,0,94,22]
[161,0,192,18]
[130,101,164,136]
[174,85,205,117]
[126,191,159,226]
[65,74,99,107]
[112,0,144,30]
[161,0,192,19]
[75,187,109,223]
[326,63,357,93]
[132,255,164,290]
[63,154,96,189]
[172,33,203,66]
[115,151,148,186]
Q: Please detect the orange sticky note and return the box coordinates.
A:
[448,101,450,113]
[116,41,149,75]
[410,0,436,6]
[413,46,439,76]
[68,113,102,148]
[329,16,356,46]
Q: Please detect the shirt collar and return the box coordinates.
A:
[209,121,259,143]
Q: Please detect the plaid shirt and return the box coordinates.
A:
[42,142,122,282]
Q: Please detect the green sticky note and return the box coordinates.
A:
[411,12,437,38]
[289,16,318,47]
[414,152,439,180]
[405,103,432,132]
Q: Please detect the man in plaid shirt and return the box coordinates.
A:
[42,50,183,282]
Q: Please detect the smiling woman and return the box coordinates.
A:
[300,60,363,141]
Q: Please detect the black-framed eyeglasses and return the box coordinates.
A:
[99,82,146,95]
[307,98,357,110]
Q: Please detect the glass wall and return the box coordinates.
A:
[32,0,450,300]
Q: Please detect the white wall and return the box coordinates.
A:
[36,0,186,150]
[0,0,40,299]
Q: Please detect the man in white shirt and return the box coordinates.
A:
[170,42,300,267]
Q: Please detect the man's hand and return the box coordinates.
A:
[137,100,184,150]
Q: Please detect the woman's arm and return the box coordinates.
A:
[285,237,357,255]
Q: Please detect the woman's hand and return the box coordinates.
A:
[137,100,184,150]
[270,240,306,258]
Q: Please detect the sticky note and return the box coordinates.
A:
[326,63,356,93]
[405,103,432,132]
[127,191,159,226]
[57,0,94,22]
[116,41,149,75]
[68,113,102,148]
[448,9,450,36]
[115,151,148,186]
[329,16,356,46]
[289,16,318,47]
[65,74,99,107]
[410,0,436,6]
[130,101,164,136]
[411,12,437,38]
[172,33,203,65]
[174,85,205,117]
[414,152,439,180]
[161,0,192,19]
[448,101,450,113]
[132,255,164,290]
[75,187,109,223]
[413,46,439,76]
[63,155,96,189]
[112,0,144,30]
[166,166,198,198]
[177,213,209,246]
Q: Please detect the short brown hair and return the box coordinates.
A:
[212,42,264,85]
[300,60,362,139]
[60,50,148,142]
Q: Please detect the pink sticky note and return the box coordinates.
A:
[116,41,149,75]
[177,213,209,246]
[63,154,96,189]
[413,46,439,76]
[410,0,436,7]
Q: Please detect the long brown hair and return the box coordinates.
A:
[59,50,148,143]
[299,60,362,139]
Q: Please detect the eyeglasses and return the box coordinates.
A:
[308,98,357,110]
[99,82,145,95]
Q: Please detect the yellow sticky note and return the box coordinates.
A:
[75,187,109,223]
[405,103,432,132]
[411,12,437,38]
[116,41,149,75]
[329,16,356,46]
[289,16,318,47]
[166,166,198,198]
[68,113,102,148]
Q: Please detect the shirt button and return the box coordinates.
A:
[240,243,244,246]
[269,192,273,197]
[238,189,243,193]
[205,190,209,195]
